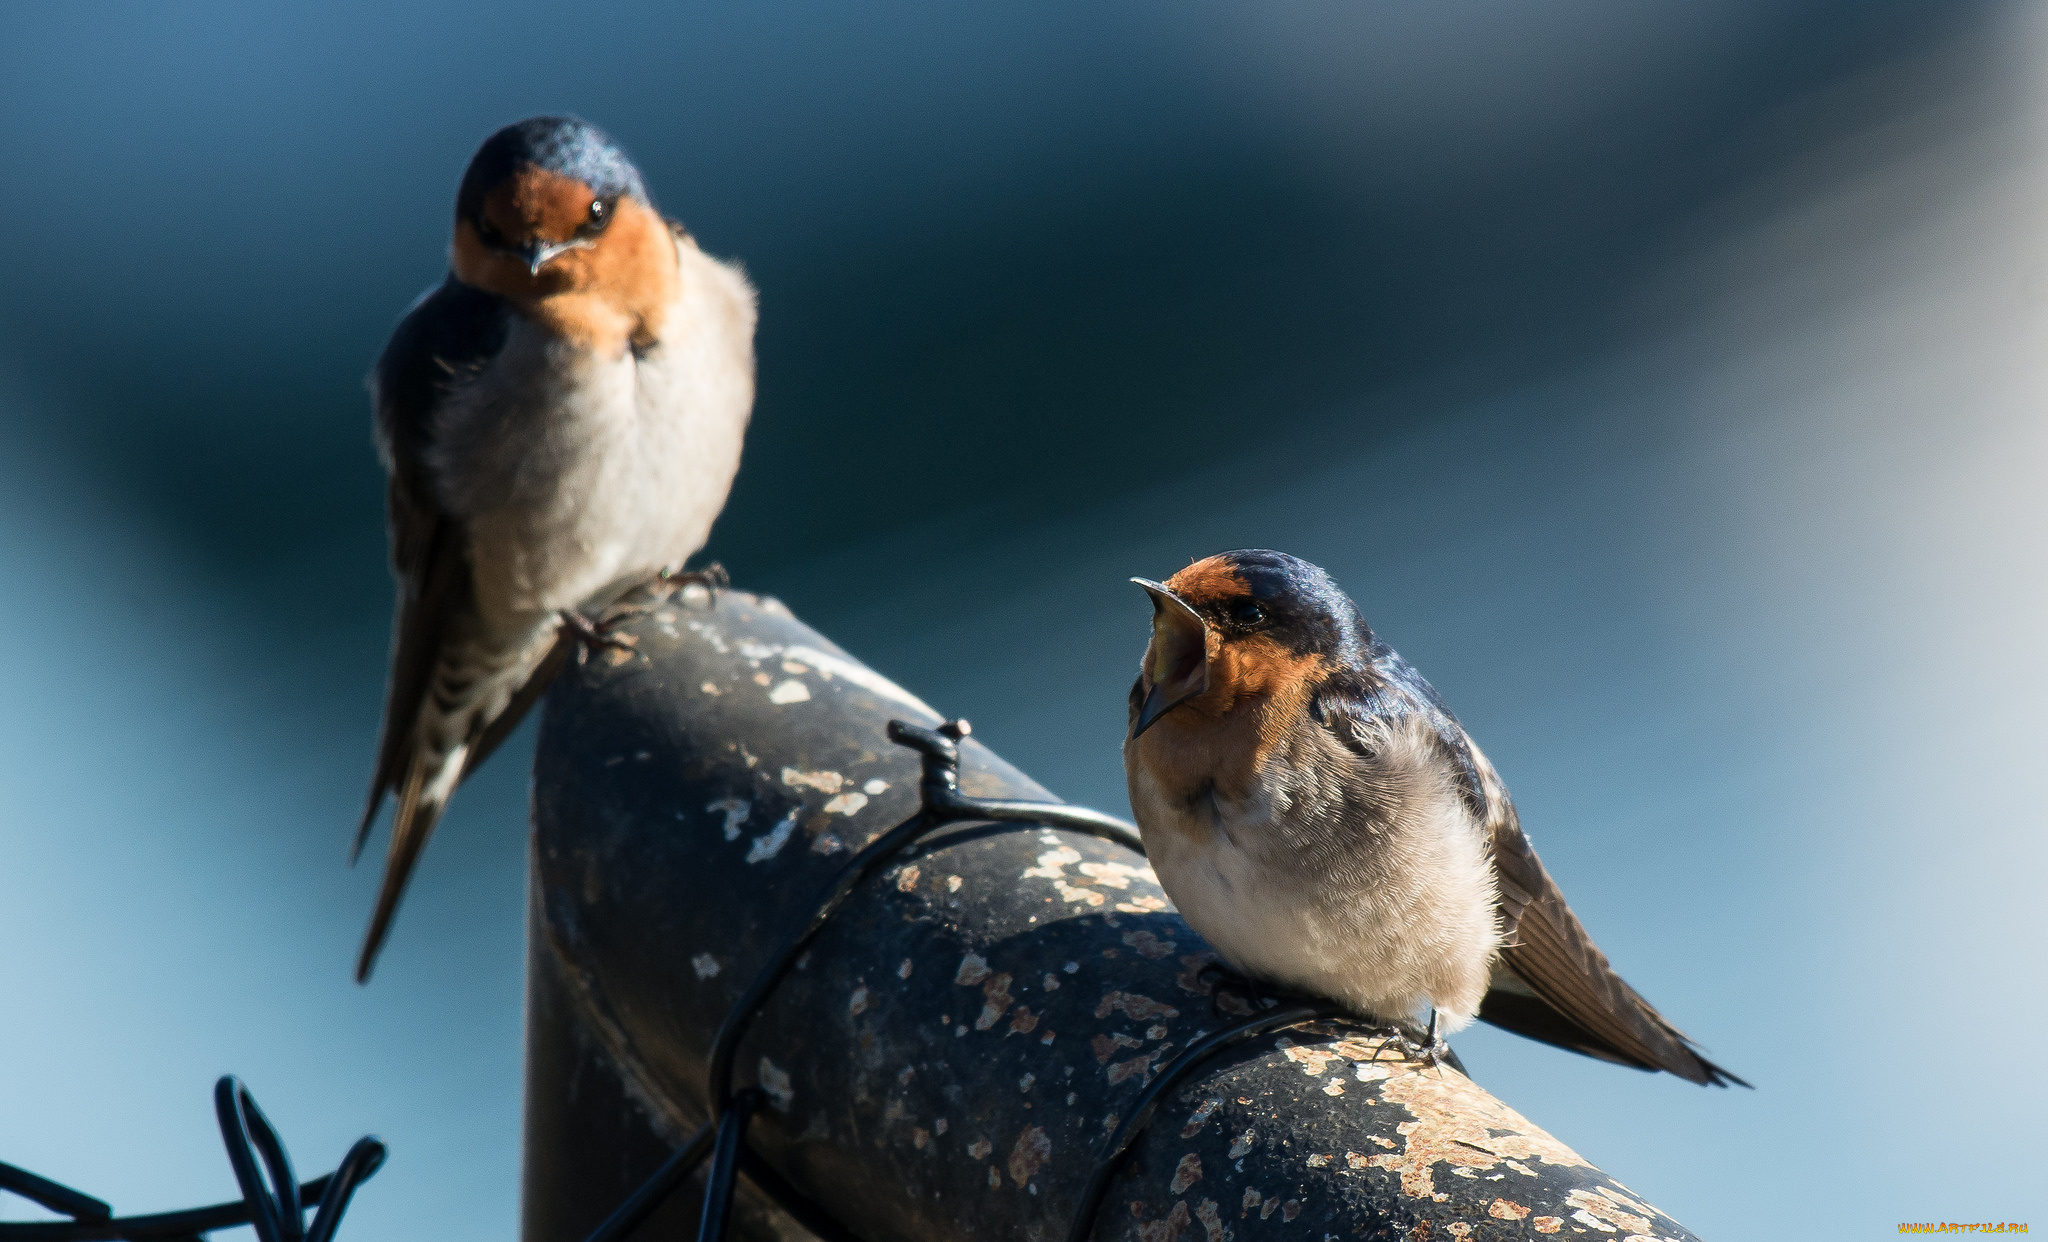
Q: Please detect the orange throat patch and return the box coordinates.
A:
[450,167,679,356]
[1134,640,1324,807]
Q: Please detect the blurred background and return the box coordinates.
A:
[3,1,2043,1237]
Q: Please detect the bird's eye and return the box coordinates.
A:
[581,198,614,235]
[1230,600,1265,627]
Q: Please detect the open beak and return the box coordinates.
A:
[514,237,592,275]
[1130,578,1211,739]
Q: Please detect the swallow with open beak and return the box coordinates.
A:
[352,116,756,981]
[1123,549,1743,1085]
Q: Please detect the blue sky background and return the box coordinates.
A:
[3,3,2043,1238]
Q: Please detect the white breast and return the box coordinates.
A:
[431,242,757,638]
[1130,716,1502,1030]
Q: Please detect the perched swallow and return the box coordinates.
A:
[353,116,756,981]
[1123,550,1742,1085]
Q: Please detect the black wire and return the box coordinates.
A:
[695,1090,762,1242]
[0,1078,383,1242]
[1062,1004,1339,1242]
[0,1176,348,1242]
[571,1115,865,1242]
[0,1167,108,1225]
[703,720,1143,1126]
[300,1139,385,1242]
[215,1077,300,1242]
[733,1150,864,1242]
[889,721,1147,857]
[591,716,1150,1242]
[921,794,1145,854]
[703,804,936,1124]
[580,1122,717,1242]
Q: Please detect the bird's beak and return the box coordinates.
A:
[514,237,591,275]
[1131,578,1211,739]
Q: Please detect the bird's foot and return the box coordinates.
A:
[1366,1029,1445,1069]
[1363,1014,1461,1076]
[558,609,640,667]
[1183,962,1461,1072]
[657,561,729,607]
[601,562,729,621]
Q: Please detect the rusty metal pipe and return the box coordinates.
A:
[520,590,1703,1242]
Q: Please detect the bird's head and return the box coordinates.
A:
[1129,549,1364,739]
[449,116,672,303]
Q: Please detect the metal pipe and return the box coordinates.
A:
[521,589,1703,1242]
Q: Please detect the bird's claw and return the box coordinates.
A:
[658,561,729,607]
[560,563,729,667]
[1363,1013,1461,1076]
[600,564,730,629]
[1366,1028,1450,1070]
[1184,963,1461,1076]
[559,609,641,667]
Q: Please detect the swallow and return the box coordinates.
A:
[353,116,756,981]
[1123,550,1743,1085]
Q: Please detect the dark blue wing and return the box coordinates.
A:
[1311,640,1744,1086]
[355,277,509,851]
[371,276,509,522]
[1310,637,1489,817]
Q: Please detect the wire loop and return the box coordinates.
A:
[581,717,1152,1241]
[0,1077,383,1242]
